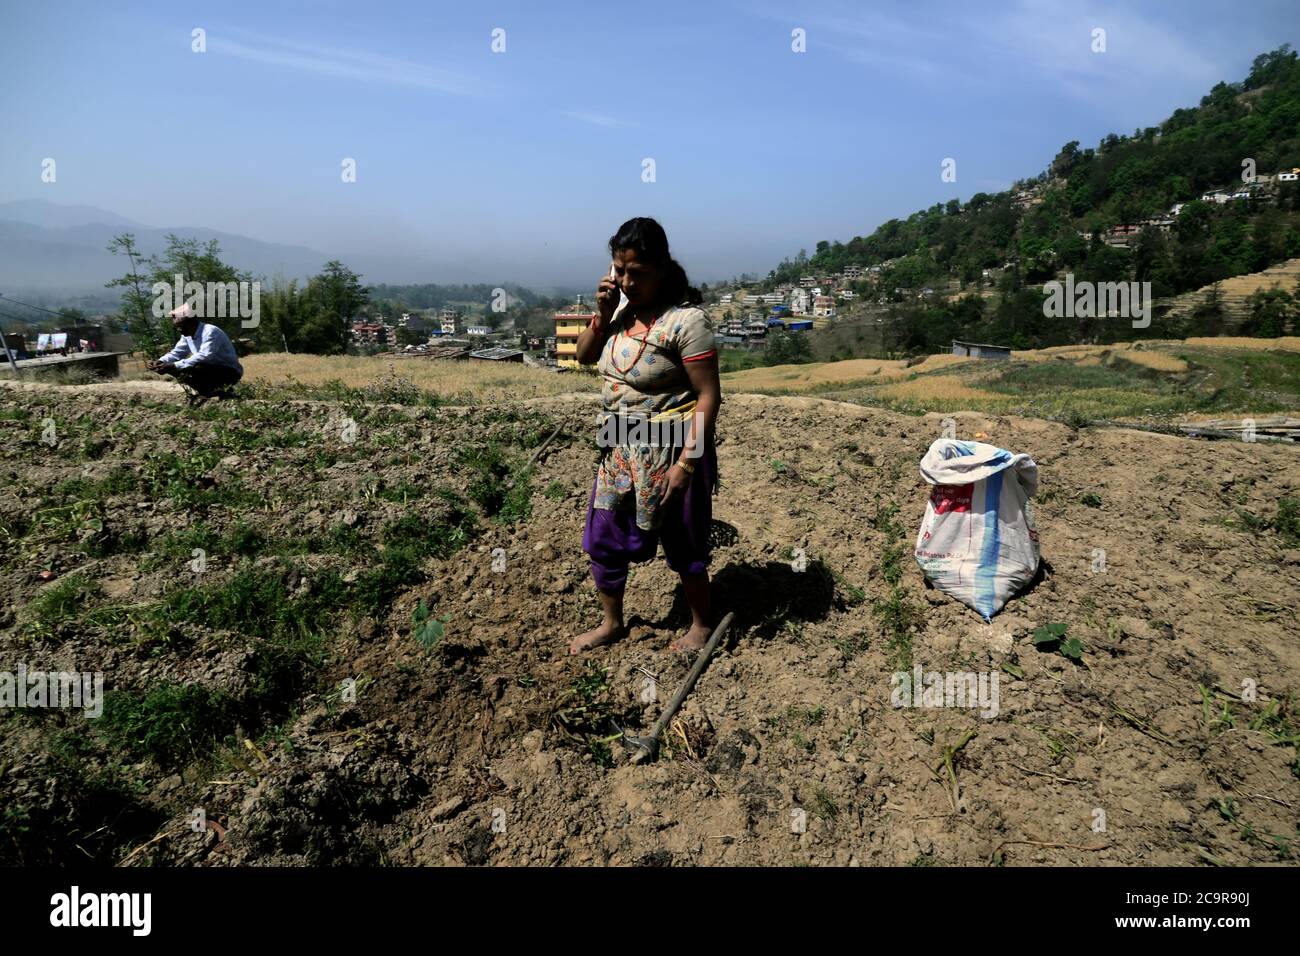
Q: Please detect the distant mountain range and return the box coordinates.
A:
[0,200,589,314]
[0,200,332,299]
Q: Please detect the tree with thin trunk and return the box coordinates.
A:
[106,233,161,355]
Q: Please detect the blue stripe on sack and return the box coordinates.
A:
[952,441,974,457]
[974,469,1004,621]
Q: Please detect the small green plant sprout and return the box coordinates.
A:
[412,600,450,652]
[1079,492,1103,509]
[1032,622,1085,662]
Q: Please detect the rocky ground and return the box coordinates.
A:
[1,381,1297,866]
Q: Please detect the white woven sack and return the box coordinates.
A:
[913,439,1040,620]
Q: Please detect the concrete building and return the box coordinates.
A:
[553,295,596,368]
[350,321,391,345]
[1105,223,1142,246]
[439,309,463,334]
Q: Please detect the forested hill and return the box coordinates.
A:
[761,46,1300,350]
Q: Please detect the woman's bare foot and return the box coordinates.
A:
[569,620,626,655]
[669,622,712,653]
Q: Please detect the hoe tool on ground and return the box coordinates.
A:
[620,612,735,764]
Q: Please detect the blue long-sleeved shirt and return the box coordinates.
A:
[159,322,243,373]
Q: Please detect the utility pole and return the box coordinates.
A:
[0,295,22,375]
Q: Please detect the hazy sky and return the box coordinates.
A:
[1,0,1295,287]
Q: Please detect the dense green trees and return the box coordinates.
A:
[764,330,814,365]
[1243,286,1299,336]
[108,234,370,356]
[252,261,369,355]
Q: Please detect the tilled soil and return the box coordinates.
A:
[1,382,1297,866]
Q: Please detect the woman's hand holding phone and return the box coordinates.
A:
[596,264,620,322]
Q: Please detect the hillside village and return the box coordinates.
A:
[692,163,1300,363]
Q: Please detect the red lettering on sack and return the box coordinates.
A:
[931,483,973,515]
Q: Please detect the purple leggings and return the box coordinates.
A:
[582,444,717,594]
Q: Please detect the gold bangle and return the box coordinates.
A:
[675,459,695,474]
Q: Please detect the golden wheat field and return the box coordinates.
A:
[240,353,598,402]
[1182,336,1300,350]
[722,358,910,390]
[720,353,972,391]
[869,376,1002,403]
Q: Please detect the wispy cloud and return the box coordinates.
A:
[980,0,1222,104]
[561,109,630,128]
[208,29,491,97]
[743,0,1224,103]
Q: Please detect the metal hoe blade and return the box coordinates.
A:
[619,611,735,764]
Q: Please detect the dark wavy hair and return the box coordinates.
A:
[608,217,703,307]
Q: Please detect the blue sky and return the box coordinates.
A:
[1,0,1295,287]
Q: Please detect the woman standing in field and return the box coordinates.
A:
[569,218,722,655]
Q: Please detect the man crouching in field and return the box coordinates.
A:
[146,303,244,402]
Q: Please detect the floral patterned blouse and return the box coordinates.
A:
[593,301,716,530]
